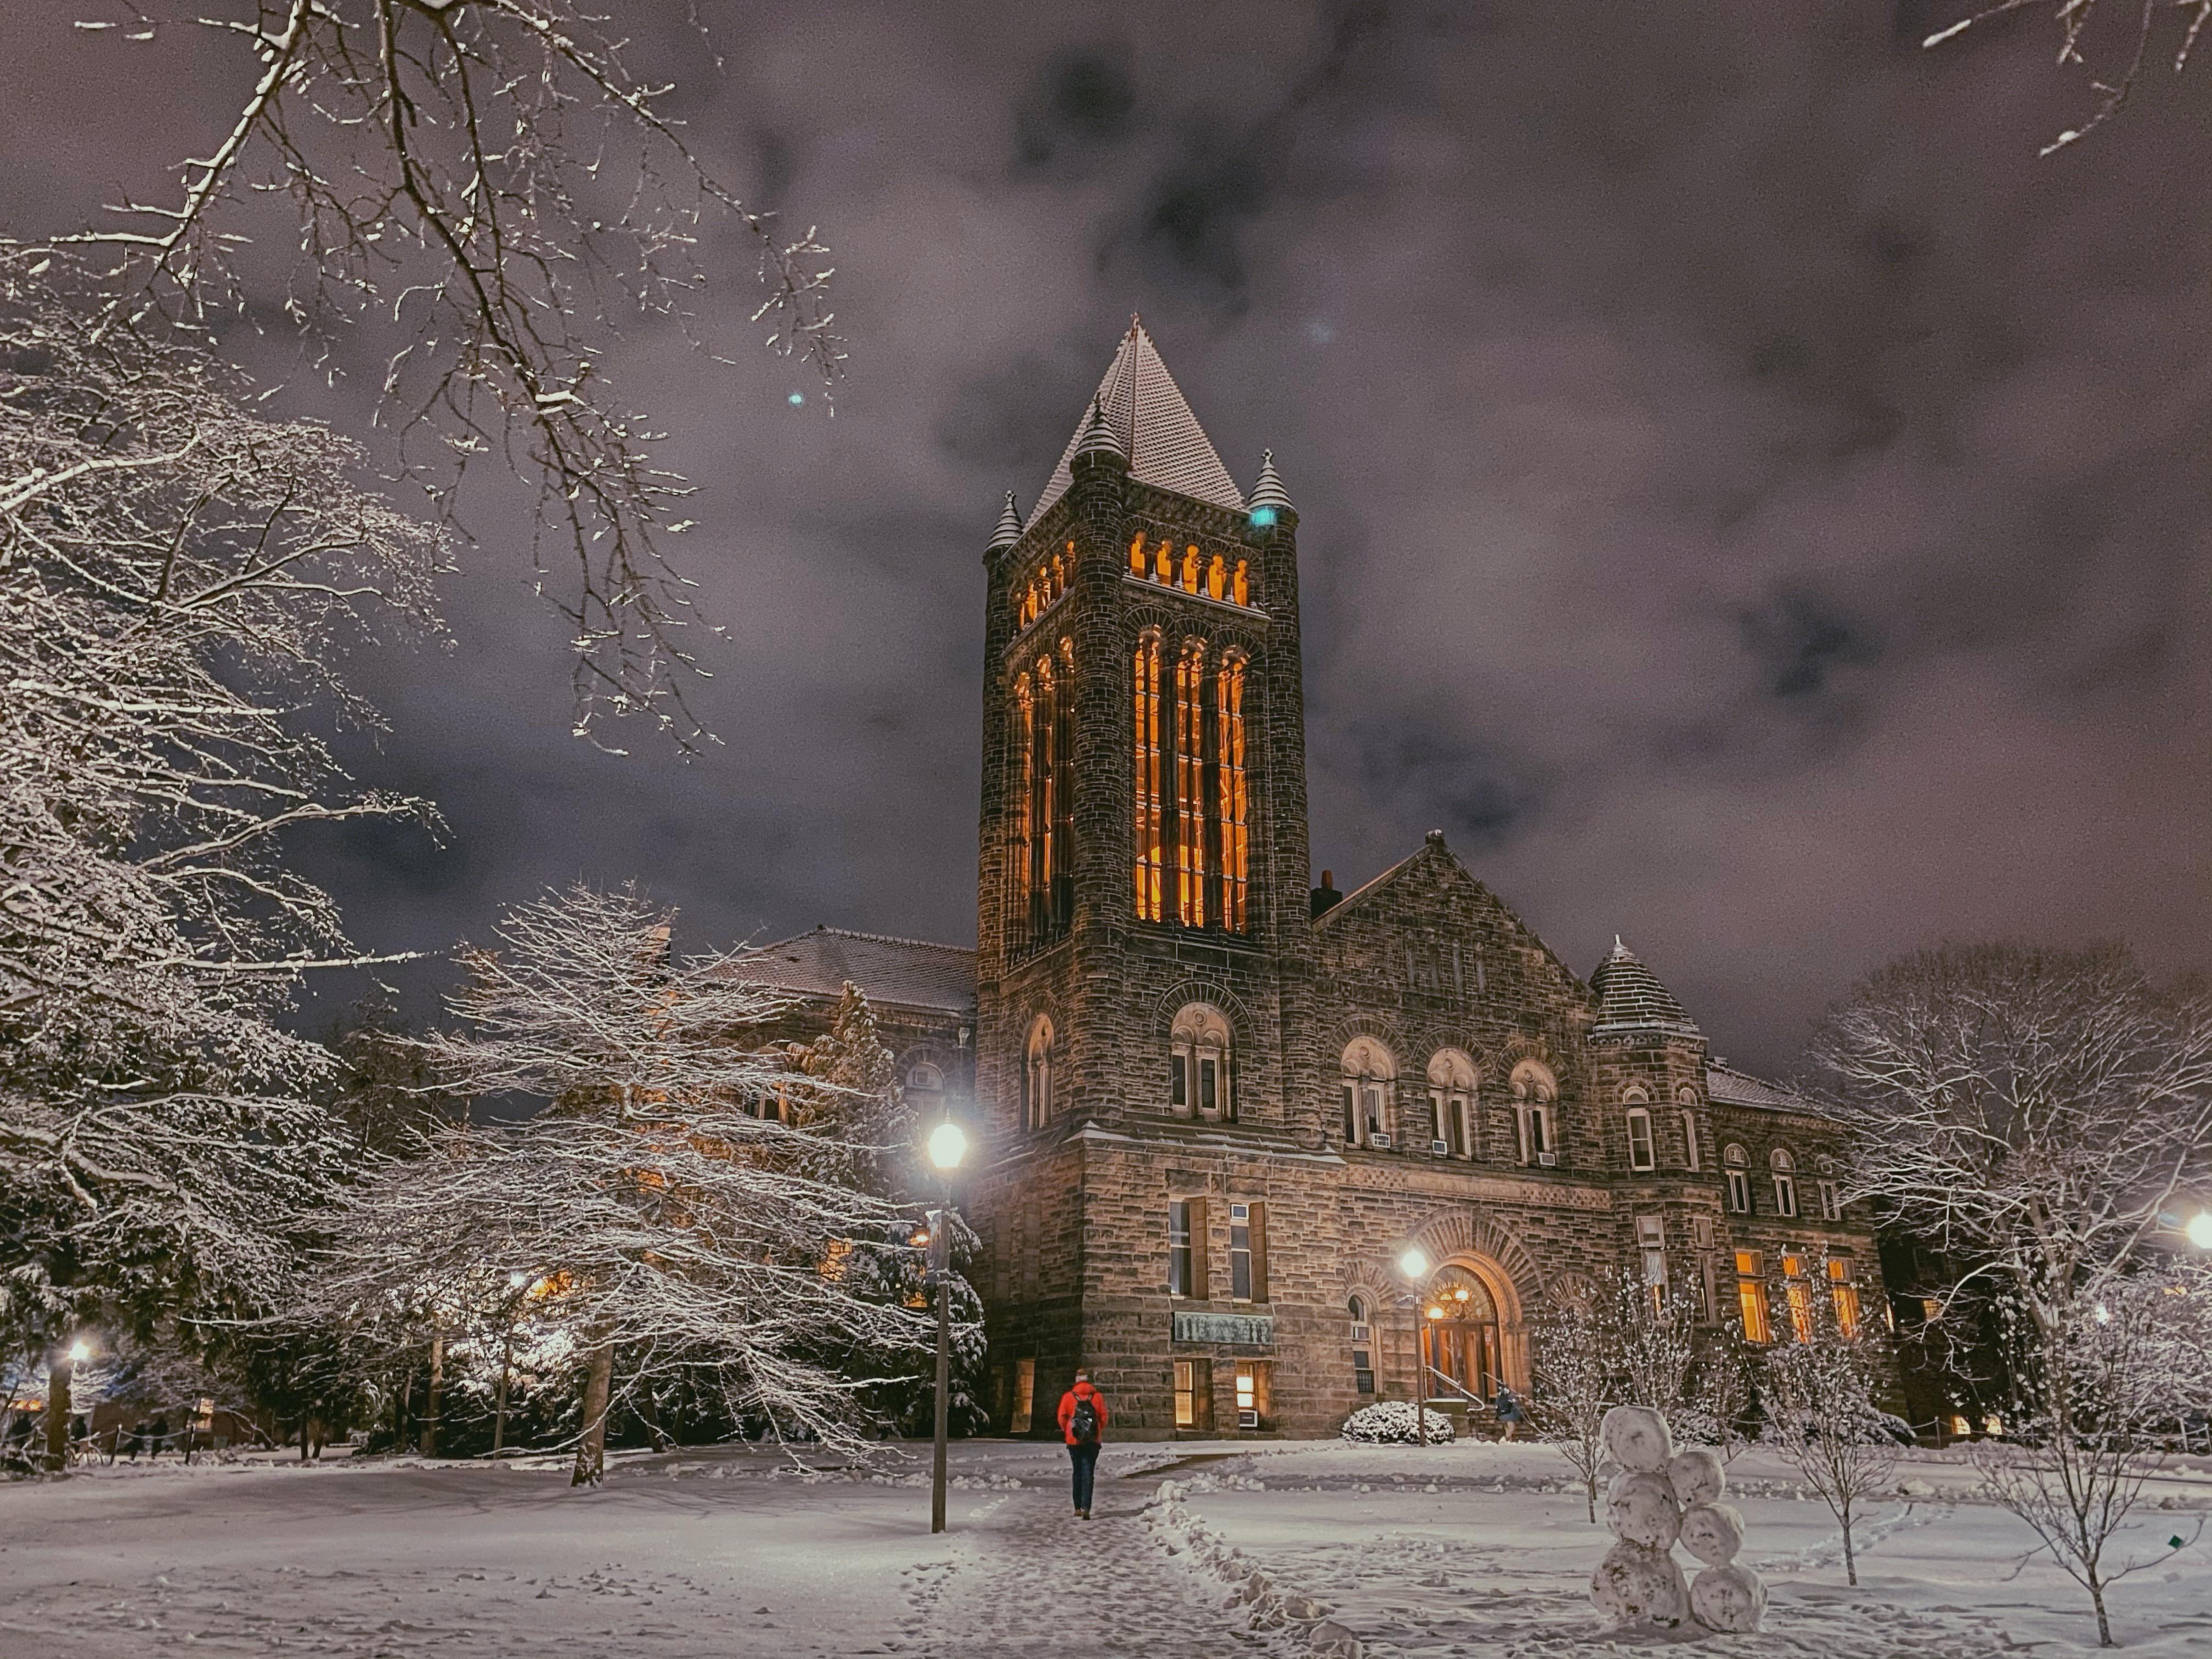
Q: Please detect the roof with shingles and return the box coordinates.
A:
[1705,1059,1805,1113]
[1026,317,1245,527]
[1588,937,1704,1042]
[743,926,976,1016]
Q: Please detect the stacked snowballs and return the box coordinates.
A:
[1589,1405,1765,1635]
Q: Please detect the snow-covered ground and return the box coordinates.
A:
[1,1440,2205,1657]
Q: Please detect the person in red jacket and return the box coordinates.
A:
[1056,1369,1110,1519]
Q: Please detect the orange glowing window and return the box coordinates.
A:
[1180,546,1200,594]
[1207,553,1227,600]
[1782,1254,1814,1343]
[1827,1258,1861,1338]
[1217,654,1248,931]
[1175,639,1208,926]
[1154,539,1172,583]
[1735,1250,1771,1344]
[1133,634,1165,923]
[1130,533,1147,577]
[1012,672,1035,914]
[1233,560,1250,606]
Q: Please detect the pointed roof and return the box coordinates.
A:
[1072,399,1124,462]
[988,491,1023,550]
[1589,937,1703,1043]
[742,926,976,1016]
[1027,317,1245,527]
[1248,449,1293,516]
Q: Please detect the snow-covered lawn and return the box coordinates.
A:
[1,1440,2207,1657]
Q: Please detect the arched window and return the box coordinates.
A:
[1207,552,1228,600]
[1130,532,1147,577]
[1339,1037,1397,1148]
[1625,1100,1656,1172]
[1427,1049,1477,1158]
[1510,1060,1558,1166]
[1677,1085,1701,1171]
[1232,560,1250,606]
[1180,545,1200,593]
[1023,1015,1054,1130]
[1723,1143,1752,1214]
[1770,1148,1799,1218]
[1170,1003,1234,1121]
[1133,633,1165,922]
[1217,653,1248,931]
[1348,1295,1375,1395]
[1173,640,1208,926]
[1018,645,1075,945]
[906,1062,944,1110]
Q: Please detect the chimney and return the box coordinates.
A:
[1310,869,1342,919]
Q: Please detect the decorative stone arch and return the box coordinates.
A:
[1325,1011,1403,1056]
[1551,1271,1599,1311]
[1148,979,1260,1049]
[1398,1204,1547,1391]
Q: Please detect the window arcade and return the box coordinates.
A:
[1012,641,1075,946]
[1170,1002,1235,1121]
[1130,532,1255,609]
[1013,541,1075,631]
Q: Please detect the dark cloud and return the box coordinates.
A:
[9,1,2212,1072]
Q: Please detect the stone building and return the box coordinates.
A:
[753,319,1882,1440]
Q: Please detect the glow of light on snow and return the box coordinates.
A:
[926,1120,969,1172]
[2187,1211,2212,1250]
[509,1271,529,1288]
[1397,1247,1429,1280]
[2094,1302,2111,1324]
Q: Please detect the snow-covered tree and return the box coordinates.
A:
[1531,1290,1613,1523]
[321,884,943,1485]
[1813,944,2212,1641]
[42,2,843,745]
[1923,3,2212,153]
[1760,1257,1899,1587]
[0,258,443,1374]
[1976,1261,2212,1646]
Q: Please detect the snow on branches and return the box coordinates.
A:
[320,884,945,1484]
[44,1,846,747]
[0,258,445,1354]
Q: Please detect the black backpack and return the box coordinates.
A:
[1069,1393,1101,1444]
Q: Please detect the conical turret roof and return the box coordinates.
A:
[1248,448,1293,517]
[987,491,1023,550]
[1027,317,1244,528]
[1589,937,1703,1042]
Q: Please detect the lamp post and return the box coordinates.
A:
[493,1272,529,1457]
[925,1119,970,1534]
[1398,1248,1430,1448]
[45,1338,88,1473]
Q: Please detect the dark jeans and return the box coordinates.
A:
[1067,1440,1100,1511]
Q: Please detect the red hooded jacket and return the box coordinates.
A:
[1057,1380,1109,1446]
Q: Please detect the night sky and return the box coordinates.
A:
[8,3,2211,1076]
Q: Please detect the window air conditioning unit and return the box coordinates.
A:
[1537,1150,1558,1167]
[1429,1138,1450,1156]
[1368,1131,1392,1149]
[1238,1408,1260,1429]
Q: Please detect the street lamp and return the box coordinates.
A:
[2186,1211,2212,1251]
[1398,1248,1431,1447]
[67,1340,89,1363]
[925,1119,970,1534]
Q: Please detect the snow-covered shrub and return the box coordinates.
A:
[1339,1401,1455,1443]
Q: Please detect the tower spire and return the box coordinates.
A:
[987,490,1023,550]
[1026,320,1244,527]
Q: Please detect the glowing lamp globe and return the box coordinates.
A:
[2187,1211,2212,1251]
[1249,505,1278,528]
[1398,1247,1429,1280]
[67,1340,89,1363]
[926,1121,969,1173]
[1426,1305,1446,1322]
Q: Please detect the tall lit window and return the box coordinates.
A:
[1133,634,1165,922]
[1828,1257,1861,1337]
[1428,1049,1476,1157]
[1723,1144,1752,1214]
[1023,1015,1054,1130]
[1638,1215,1668,1306]
[1340,1037,1397,1148]
[1011,1358,1036,1432]
[1217,653,1248,930]
[1626,1105,1656,1171]
[1348,1296,1376,1395]
[1511,1060,1558,1165]
[1169,1199,1194,1296]
[1170,1003,1234,1121]
[1016,646,1075,946]
[1228,1201,1267,1301]
[1781,1253,1814,1342]
[1735,1250,1771,1343]
[1771,1148,1799,1219]
[1174,640,1208,926]
[1173,1359,1198,1428]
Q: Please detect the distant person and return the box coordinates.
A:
[1494,1384,1523,1442]
[126,1421,146,1461]
[148,1414,170,1460]
[1056,1369,1110,1520]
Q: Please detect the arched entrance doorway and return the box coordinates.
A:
[1420,1264,1504,1402]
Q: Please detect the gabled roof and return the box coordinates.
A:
[1027,317,1245,528]
[1589,937,1703,1042]
[742,926,976,1016]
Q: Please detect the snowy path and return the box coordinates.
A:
[911,1463,1273,1659]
